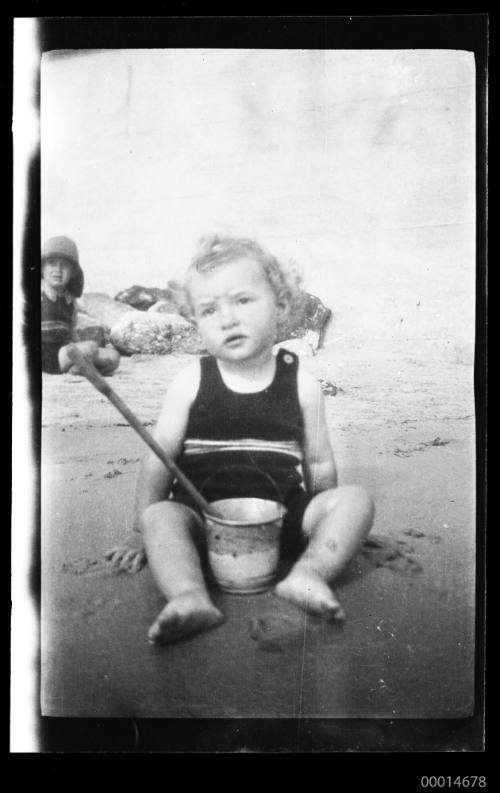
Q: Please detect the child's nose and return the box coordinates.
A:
[219,304,237,328]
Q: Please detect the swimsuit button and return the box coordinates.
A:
[283,353,294,364]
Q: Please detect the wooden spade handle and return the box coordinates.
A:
[65,345,220,518]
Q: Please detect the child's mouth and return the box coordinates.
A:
[225,334,246,346]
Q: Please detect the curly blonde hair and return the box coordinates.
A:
[176,234,305,338]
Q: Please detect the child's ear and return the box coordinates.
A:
[276,297,290,319]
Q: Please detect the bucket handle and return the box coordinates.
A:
[199,463,285,505]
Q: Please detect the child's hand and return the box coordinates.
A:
[105,532,147,574]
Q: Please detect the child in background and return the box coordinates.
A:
[41,236,120,375]
[106,235,374,643]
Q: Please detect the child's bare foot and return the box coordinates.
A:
[148,589,224,644]
[274,566,346,621]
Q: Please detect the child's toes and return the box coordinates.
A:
[147,625,160,643]
[322,600,346,621]
[147,612,179,643]
[147,620,163,643]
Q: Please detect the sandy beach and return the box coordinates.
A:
[40,337,476,721]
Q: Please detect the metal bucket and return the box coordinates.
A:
[203,497,286,594]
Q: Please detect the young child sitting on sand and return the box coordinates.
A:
[106,235,374,643]
[41,235,120,375]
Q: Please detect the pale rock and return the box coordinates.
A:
[152,312,205,355]
[110,312,173,355]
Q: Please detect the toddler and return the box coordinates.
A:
[107,235,374,643]
[41,235,120,375]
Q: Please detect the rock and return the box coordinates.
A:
[115,285,172,311]
[318,379,344,396]
[110,312,173,355]
[109,312,205,356]
[81,293,137,337]
[278,292,333,349]
[273,336,316,357]
[74,312,105,346]
[148,299,182,314]
[151,312,205,355]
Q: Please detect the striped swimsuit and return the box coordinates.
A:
[41,291,75,373]
[171,348,311,556]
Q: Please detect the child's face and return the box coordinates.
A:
[188,257,282,364]
[42,257,73,291]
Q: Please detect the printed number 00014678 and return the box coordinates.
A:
[420,779,486,789]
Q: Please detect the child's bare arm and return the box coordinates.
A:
[105,361,201,572]
[298,365,338,494]
[70,301,80,342]
[133,364,198,530]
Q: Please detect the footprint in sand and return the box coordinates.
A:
[396,539,415,553]
[248,614,306,653]
[61,557,108,576]
[404,528,443,544]
[404,528,426,538]
[360,536,423,574]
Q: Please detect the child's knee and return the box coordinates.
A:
[142,501,172,531]
[343,484,375,523]
[105,347,120,365]
[79,340,99,356]
[142,501,199,535]
[307,485,374,526]
[97,348,120,374]
[58,340,98,372]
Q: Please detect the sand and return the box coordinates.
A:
[40,338,476,721]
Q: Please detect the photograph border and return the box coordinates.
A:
[12,12,488,757]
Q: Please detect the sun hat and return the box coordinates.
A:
[41,236,84,297]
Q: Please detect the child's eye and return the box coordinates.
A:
[201,306,215,317]
[237,297,251,305]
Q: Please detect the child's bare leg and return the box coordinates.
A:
[142,501,223,644]
[275,485,374,620]
[59,341,120,375]
[94,347,120,375]
[59,340,99,373]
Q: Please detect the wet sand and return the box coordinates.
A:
[40,339,476,719]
